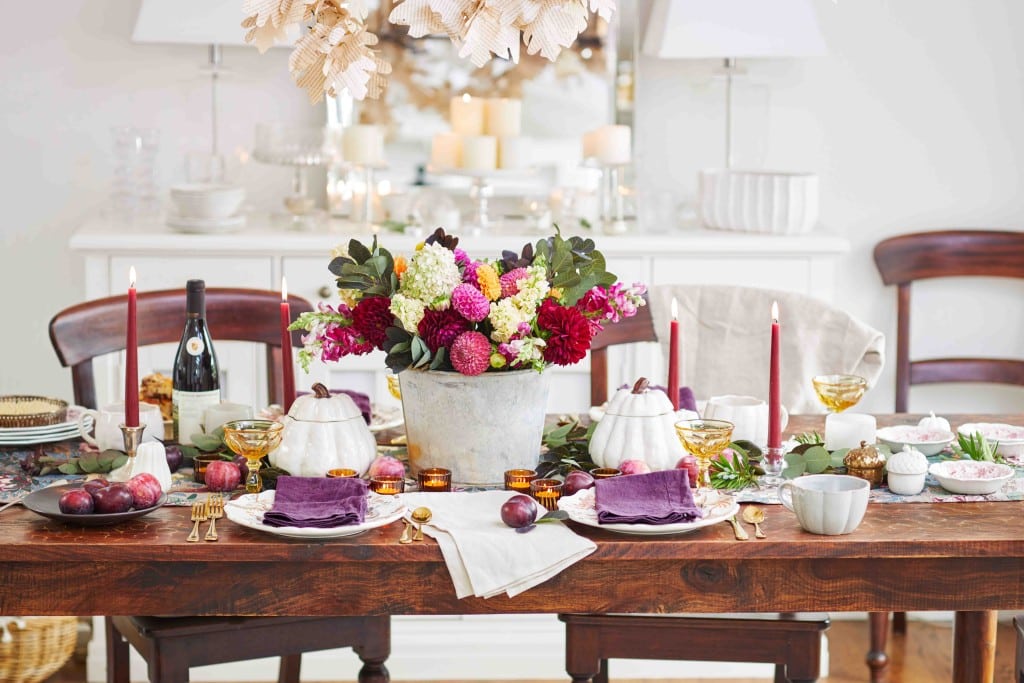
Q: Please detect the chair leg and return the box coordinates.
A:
[867,612,890,683]
[148,642,190,683]
[593,658,608,683]
[774,664,787,683]
[105,617,131,683]
[893,611,907,634]
[278,654,302,683]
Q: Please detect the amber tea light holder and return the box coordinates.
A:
[370,475,406,495]
[326,468,359,479]
[504,468,537,493]
[530,478,563,511]
[417,467,452,492]
[591,468,622,480]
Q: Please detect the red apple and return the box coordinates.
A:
[58,489,94,515]
[127,473,163,509]
[92,484,134,514]
[205,460,241,492]
[562,469,595,496]
[367,455,405,479]
[618,459,652,476]
[675,455,700,488]
[500,494,538,529]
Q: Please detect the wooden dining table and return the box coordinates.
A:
[0,413,1021,683]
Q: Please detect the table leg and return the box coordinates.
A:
[867,612,890,683]
[953,611,997,683]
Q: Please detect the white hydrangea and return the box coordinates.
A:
[390,293,425,332]
[508,336,546,367]
[511,264,550,312]
[489,298,533,343]
[400,242,461,308]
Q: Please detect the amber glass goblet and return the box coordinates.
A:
[222,420,284,494]
[674,419,734,493]
[812,374,867,413]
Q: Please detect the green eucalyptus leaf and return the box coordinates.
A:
[830,448,850,468]
[348,239,372,263]
[803,445,831,474]
[191,433,223,452]
[537,510,569,523]
[58,462,81,475]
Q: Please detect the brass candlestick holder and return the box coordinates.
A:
[117,423,146,480]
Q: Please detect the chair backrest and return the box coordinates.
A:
[588,299,656,406]
[49,288,314,409]
[589,285,885,414]
[873,229,1024,411]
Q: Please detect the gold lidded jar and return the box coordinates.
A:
[844,440,886,487]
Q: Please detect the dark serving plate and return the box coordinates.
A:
[22,483,167,526]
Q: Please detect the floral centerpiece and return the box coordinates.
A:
[290,227,645,485]
[291,228,646,376]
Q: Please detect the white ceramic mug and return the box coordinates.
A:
[703,395,788,446]
[778,474,870,535]
[77,402,164,451]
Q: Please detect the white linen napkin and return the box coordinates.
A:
[401,490,597,599]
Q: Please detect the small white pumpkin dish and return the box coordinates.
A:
[588,378,689,471]
[885,445,928,496]
[269,383,377,477]
[928,460,1014,496]
[876,425,955,457]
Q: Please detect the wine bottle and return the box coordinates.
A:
[172,280,221,445]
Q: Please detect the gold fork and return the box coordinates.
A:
[204,494,223,542]
[186,501,208,543]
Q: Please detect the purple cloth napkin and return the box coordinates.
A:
[262,475,369,528]
[616,384,697,413]
[594,469,702,525]
[296,388,372,424]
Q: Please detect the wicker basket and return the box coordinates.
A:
[0,617,78,683]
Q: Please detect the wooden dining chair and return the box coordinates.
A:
[873,229,1024,680]
[563,293,830,683]
[1015,615,1024,683]
[49,287,391,683]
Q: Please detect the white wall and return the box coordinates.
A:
[2,0,1023,414]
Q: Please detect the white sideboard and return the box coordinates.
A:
[71,216,849,414]
[72,217,846,682]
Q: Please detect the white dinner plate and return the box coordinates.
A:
[0,407,90,436]
[166,213,246,234]
[557,488,739,536]
[224,490,405,539]
[368,405,403,433]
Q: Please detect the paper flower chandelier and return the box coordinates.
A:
[242,0,616,103]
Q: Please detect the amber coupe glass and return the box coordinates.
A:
[812,374,867,413]
[674,419,734,493]
[222,420,284,494]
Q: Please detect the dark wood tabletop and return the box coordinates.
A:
[0,414,1019,682]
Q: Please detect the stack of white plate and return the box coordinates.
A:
[0,407,92,446]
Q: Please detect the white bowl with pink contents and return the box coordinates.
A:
[957,423,1024,458]
[928,460,1014,495]
[876,425,955,456]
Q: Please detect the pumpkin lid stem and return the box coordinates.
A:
[312,382,331,399]
[632,378,650,394]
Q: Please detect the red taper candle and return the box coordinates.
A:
[280,277,296,413]
[768,301,782,449]
[667,297,680,411]
[125,266,139,427]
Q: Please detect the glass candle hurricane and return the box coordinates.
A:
[530,478,563,511]
[504,468,538,493]
[417,467,452,492]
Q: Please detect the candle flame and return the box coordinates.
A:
[281,276,288,300]
[670,297,678,320]
[461,93,471,102]
[771,300,779,323]
[129,266,136,288]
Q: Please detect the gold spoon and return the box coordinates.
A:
[742,506,767,539]
[411,506,432,541]
[398,520,413,544]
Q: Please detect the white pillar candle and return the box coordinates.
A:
[461,136,497,171]
[430,132,461,170]
[582,130,599,160]
[592,125,632,165]
[498,136,529,170]
[203,402,254,432]
[450,94,485,136]
[485,98,522,137]
[342,125,384,165]
[824,412,877,451]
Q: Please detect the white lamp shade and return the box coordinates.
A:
[643,0,827,59]
[133,0,261,46]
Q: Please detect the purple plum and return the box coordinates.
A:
[500,494,538,529]
[58,489,94,515]
[92,484,134,514]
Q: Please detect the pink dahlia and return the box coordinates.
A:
[451,283,490,323]
[351,296,393,350]
[453,248,470,268]
[417,308,471,353]
[450,331,491,375]
[499,267,528,298]
[537,298,593,366]
[321,323,374,361]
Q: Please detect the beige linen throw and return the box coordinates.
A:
[648,285,885,414]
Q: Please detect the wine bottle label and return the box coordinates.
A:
[185,337,205,356]
[172,389,221,445]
